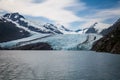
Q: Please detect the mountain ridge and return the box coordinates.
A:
[1,12,112,35]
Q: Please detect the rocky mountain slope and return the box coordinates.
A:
[0,17,30,42]
[91,19,120,54]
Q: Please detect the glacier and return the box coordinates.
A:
[0,34,102,50]
[0,34,50,48]
[39,34,102,50]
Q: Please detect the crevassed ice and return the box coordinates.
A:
[0,34,102,50]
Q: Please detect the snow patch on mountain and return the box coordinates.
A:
[93,22,111,33]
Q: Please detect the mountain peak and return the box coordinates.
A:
[3,12,25,20]
[90,22,98,28]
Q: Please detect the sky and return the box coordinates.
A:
[0,0,120,30]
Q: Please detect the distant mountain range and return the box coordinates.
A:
[0,12,74,42]
[1,12,111,34]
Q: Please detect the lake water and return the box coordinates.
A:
[0,51,120,80]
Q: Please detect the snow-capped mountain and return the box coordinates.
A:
[0,12,104,50]
[2,12,85,35]
[0,12,78,42]
[43,23,63,34]
[86,22,110,34]
[1,12,111,36]
[56,24,77,34]
[2,12,65,34]
[75,23,98,34]
[76,22,110,34]
[85,22,98,33]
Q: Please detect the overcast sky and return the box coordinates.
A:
[0,0,120,30]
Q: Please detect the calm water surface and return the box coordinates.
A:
[0,51,120,80]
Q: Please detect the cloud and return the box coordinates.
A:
[0,0,120,30]
[0,0,86,26]
[85,8,120,20]
[79,7,120,29]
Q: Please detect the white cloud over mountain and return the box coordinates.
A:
[0,0,86,26]
[0,0,120,29]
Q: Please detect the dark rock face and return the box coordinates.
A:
[12,42,53,50]
[85,27,98,33]
[0,18,30,42]
[91,19,120,54]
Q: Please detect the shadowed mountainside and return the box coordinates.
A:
[0,18,30,42]
[91,19,120,54]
